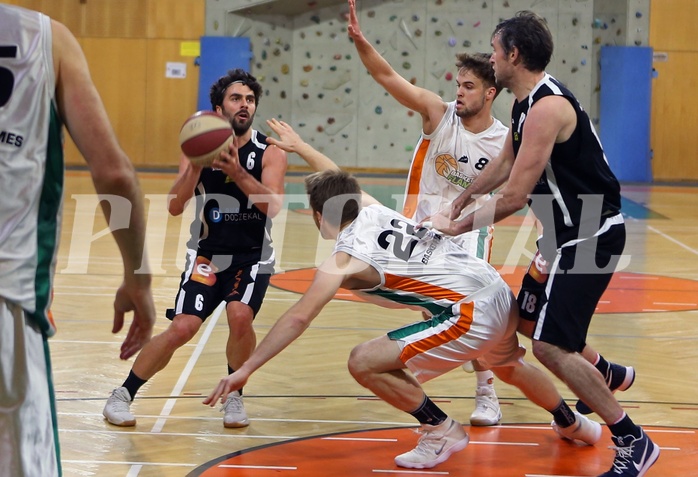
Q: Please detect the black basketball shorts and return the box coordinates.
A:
[166,248,274,321]
[527,222,626,352]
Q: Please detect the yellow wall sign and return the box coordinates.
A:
[180,41,200,57]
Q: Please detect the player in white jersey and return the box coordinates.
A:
[204,120,602,470]
[347,0,506,425]
[403,100,508,245]
[0,5,155,476]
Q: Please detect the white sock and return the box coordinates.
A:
[476,370,495,388]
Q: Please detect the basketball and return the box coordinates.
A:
[179,111,234,167]
[434,154,457,177]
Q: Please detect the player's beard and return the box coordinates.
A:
[455,95,486,119]
[230,112,254,136]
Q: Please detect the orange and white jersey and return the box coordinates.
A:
[334,204,523,383]
[401,101,508,260]
[335,205,503,314]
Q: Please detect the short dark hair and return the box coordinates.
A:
[493,10,553,72]
[455,52,503,97]
[209,69,262,110]
[304,170,362,228]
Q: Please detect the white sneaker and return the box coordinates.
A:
[552,411,602,446]
[395,418,469,469]
[470,386,502,426]
[222,391,249,428]
[103,387,136,427]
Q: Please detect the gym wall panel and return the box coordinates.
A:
[650,0,698,181]
[146,0,205,39]
[649,0,693,52]
[144,40,201,167]
[649,51,698,181]
[64,39,148,166]
[81,0,147,38]
[3,0,83,34]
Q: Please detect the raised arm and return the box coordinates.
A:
[265,119,379,207]
[266,118,339,172]
[52,19,155,359]
[347,0,445,132]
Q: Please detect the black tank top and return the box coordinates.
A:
[510,74,621,257]
[188,130,274,255]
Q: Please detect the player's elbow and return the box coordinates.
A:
[90,159,139,196]
[287,313,313,333]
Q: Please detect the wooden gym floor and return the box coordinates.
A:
[50,170,698,476]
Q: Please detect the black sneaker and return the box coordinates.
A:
[576,363,635,415]
[598,429,659,476]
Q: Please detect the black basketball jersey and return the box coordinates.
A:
[510,74,622,258]
[188,129,273,255]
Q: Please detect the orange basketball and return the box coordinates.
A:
[434,154,457,176]
[179,111,234,167]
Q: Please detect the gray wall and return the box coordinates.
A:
[205,0,650,170]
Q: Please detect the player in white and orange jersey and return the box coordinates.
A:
[204,120,602,470]
[347,0,508,425]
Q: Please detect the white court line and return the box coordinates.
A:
[64,460,196,468]
[647,429,696,434]
[58,412,412,427]
[322,437,398,442]
[525,474,586,477]
[470,440,539,446]
[487,425,551,431]
[648,224,698,256]
[58,411,413,427]
[59,429,293,439]
[127,302,225,477]
[220,464,297,470]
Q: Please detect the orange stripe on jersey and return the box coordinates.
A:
[383,272,465,303]
[401,301,475,362]
[402,138,431,219]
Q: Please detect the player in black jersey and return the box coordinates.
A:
[427,11,658,477]
[103,69,288,429]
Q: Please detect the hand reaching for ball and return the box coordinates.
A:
[211,136,245,182]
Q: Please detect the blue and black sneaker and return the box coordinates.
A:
[598,429,660,477]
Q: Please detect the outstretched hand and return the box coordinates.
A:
[112,278,156,360]
[265,118,305,153]
[347,0,363,41]
[203,370,250,406]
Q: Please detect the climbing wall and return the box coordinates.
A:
[205,0,650,170]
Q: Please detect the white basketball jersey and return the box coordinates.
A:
[0,5,63,337]
[334,205,502,314]
[402,101,508,223]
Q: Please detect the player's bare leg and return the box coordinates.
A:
[347,335,469,469]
